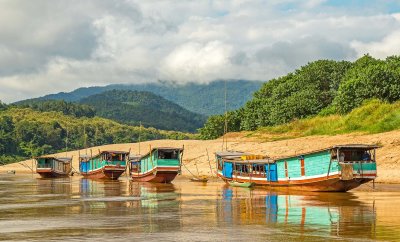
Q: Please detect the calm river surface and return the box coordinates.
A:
[0,174,399,241]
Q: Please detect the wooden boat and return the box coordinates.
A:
[36,156,72,178]
[129,147,183,183]
[216,144,379,192]
[79,150,129,180]
[190,176,209,183]
[228,181,254,188]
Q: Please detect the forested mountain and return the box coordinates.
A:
[0,105,193,164]
[15,80,262,116]
[199,55,400,139]
[80,90,206,132]
[13,99,96,118]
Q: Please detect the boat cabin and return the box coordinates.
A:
[130,147,183,174]
[79,150,128,173]
[36,156,72,177]
[217,144,379,188]
[129,155,141,173]
[216,151,277,181]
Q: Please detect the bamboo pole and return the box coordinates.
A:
[179,145,184,175]
[138,121,142,155]
[206,148,214,177]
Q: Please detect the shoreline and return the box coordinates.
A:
[1,129,400,184]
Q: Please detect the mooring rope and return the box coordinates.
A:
[181,160,198,178]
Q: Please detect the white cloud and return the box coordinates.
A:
[160,41,233,82]
[0,0,400,102]
[351,30,400,59]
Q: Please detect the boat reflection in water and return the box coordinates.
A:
[127,182,182,233]
[217,186,377,240]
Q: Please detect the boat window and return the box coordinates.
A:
[130,162,140,172]
[338,149,372,162]
[158,150,179,159]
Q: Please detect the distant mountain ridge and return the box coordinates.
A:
[16,80,263,116]
[79,90,206,132]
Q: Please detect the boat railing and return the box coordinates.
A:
[104,160,126,166]
[37,164,52,168]
[338,159,376,164]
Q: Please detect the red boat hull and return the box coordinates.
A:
[81,166,126,180]
[131,167,179,183]
[217,173,373,192]
[37,168,70,178]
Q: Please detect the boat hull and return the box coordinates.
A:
[81,166,126,180]
[218,173,373,192]
[36,168,70,178]
[131,167,179,183]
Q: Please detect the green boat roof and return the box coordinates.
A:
[35,156,72,163]
[139,147,183,159]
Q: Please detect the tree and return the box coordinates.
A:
[0,100,7,111]
[334,55,400,113]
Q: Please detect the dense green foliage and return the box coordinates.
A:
[80,90,207,132]
[196,111,241,140]
[334,55,400,113]
[20,80,262,116]
[199,55,400,139]
[240,60,352,130]
[14,99,95,118]
[0,107,193,164]
[0,100,7,111]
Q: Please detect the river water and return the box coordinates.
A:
[0,174,399,241]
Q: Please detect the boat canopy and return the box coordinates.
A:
[215,150,273,163]
[99,150,130,155]
[231,159,275,164]
[273,144,380,160]
[35,156,72,163]
[129,155,141,162]
[215,151,253,160]
[140,147,183,159]
[330,144,380,149]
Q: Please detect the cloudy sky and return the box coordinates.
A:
[1,0,400,103]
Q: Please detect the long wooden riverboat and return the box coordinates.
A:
[36,156,72,178]
[129,147,183,183]
[216,144,379,192]
[79,150,129,180]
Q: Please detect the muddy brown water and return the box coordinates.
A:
[0,174,399,241]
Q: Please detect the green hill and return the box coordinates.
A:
[251,99,400,141]
[15,80,262,116]
[12,99,96,118]
[0,106,193,164]
[79,90,207,132]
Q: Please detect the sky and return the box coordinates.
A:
[1,0,400,103]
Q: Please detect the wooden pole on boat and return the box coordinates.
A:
[78,150,81,175]
[90,149,93,173]
[327,151,332,179]
[149,145,154,170]
[224,80,228,152]
[206,148,213,177]
[83,125,87,155]
[180,145,184,175]
[126,148,131,179]
[65,127,68,158]
[232,159,235,182]
[138,121,142,155]
[248,158,252,183]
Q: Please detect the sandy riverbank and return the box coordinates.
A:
[1,130,400,183]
